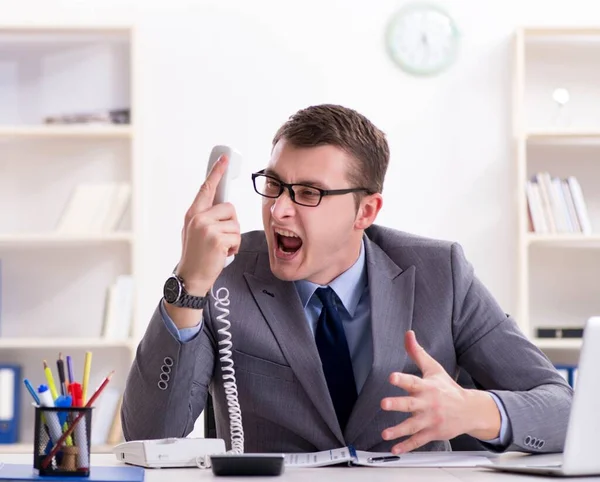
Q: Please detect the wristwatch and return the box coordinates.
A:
[163,274,208,310]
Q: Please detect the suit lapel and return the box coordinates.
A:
[244,253,344,445]
[344,237,415,444]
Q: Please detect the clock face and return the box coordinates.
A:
[386,3,459,76]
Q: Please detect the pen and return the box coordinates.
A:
[57,352,67,396]
[66,355,75,385]
[367,455,401,463]
[23,379,41,405]
[42,360,59,400]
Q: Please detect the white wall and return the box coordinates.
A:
[3,0,600,328]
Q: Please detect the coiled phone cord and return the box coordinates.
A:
[210,286,245,455]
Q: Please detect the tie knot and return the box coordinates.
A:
[315,286,336,309]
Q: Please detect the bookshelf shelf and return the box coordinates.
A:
[525,130,600,141]
[534,338,583,350]
[0,232,134,248]
[526,233,600,248]
[0,338,134,349]
[0,125,132,139]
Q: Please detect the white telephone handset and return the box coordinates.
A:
[205,145,242,267]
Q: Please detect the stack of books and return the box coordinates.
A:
[526,173,592,235]
[56,182,131,235]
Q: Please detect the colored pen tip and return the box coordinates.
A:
[43,360,48,369]
[107,370,115,379]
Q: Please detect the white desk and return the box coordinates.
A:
[3,453,600,481]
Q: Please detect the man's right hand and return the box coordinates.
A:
[165,155,241,329]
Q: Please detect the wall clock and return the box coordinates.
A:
[385,2,460,76]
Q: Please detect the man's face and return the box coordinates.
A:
[262,140,365,285]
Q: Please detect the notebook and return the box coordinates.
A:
[0,463,144,481]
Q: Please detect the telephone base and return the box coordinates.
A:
[113,437,227,468]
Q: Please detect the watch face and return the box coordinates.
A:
[386,2,459,76]
[163,276,182,304]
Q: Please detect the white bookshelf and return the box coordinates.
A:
[514,27,600,360]
[0,25,138,453]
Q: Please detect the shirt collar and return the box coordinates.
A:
[294,239,367,317]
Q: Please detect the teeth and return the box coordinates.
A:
[274,228,299,238]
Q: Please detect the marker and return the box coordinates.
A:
[367,455,401,463]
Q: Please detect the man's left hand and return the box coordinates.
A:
[380,330,501,454]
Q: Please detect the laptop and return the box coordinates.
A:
[485,316,600,477]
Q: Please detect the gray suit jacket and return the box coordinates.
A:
[122,225,572,453]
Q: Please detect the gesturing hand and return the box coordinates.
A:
[380,330,501,454]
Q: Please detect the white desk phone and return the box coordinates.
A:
[113,146,285,476]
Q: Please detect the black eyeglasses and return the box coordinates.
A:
[251,170,372,207]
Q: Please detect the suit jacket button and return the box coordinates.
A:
[161,364,171,374]
[164,356,174,367]
[524,436,532,446]
[538,440,545,449]
[158,380,168,390]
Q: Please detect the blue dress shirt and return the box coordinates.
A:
[160,240,511,446]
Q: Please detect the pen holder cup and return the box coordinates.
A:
[33,406,93,477]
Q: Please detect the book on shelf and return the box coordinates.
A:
[44,108,130,125]
[526,172,592,235]
[101,275,134,340]
[91,388,121,446]
[536,327,584,338]
[56,182,131,235]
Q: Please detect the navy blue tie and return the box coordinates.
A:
[314,287,357,431]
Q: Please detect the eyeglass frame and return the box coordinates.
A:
[251,169,373,207]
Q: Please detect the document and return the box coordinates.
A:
[284,447,496,468]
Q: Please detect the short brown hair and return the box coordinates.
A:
[272,104,389,195]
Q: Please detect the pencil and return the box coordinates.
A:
[82,351,92,404]
[42,360,59,400]
[41,371,114,469]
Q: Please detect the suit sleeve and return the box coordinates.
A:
[449,243,573,453]
[121,300,216,440]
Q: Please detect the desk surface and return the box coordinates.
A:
[3,453,600,481]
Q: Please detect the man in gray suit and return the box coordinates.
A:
[122,104,572,455]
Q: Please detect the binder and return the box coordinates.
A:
[554,364,576,388]
[0,364,20,444]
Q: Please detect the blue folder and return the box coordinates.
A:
[0,464,144,481]
[0,364,20,444]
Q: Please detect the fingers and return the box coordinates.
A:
[190,154,229,213]
[405,330,443,377]
[381,396,425,413]
[186,201,238,227]
[381,413,428,443]
[388,372,426,394]
[391,428,437,454]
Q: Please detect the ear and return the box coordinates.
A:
[354,193,383,230]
